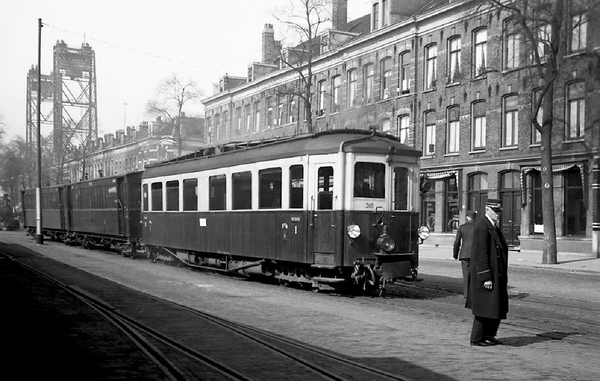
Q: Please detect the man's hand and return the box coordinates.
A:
[484,281,493,290]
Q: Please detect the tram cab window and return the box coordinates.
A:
[166,180,179,211]
[289,165,304,209]
[393,167,409,210]
[143,184,148,211]
[209,174,226,211]
[317,166,334,210]
[259,168,282,209]
[183,179,198,211]
[233,171,252,210]
[354,162,385,198]
[151,182,163,211]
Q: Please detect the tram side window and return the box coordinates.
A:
[183,179,198,211]
[393,167,409,210]
[317,166,334,210]
[151,182,163,211]
[354,162,385,198]
[232,171,252,210]
[166,180,179,211]
[209,174,226,211]
[289,165,304,209]
[143,184,148,211]
[259,168,282,209]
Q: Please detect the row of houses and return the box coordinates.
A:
[200,0,600,256]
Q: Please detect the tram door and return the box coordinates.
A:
[500,171,521,247]
[312,166,336,264]
[116,178,124,236]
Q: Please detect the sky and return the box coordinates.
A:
[0,0,368,142]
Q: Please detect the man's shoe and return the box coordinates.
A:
[470,340,493,346]
[484,336,502,345]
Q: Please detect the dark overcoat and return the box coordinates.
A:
[453,221,476,260]
[465,216,509,319]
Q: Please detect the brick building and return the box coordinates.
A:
[62,115,204,182]
[202,0,600,256]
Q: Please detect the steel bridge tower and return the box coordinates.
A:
[26,41,97,183]
[52,41,98,168]
[25,66,54,162]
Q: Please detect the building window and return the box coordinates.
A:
[564,168,586,236]
[331,75,341,113]
[254,103,260,133]
[447,106,460,153]
[468,172,488,217]
[570,13,587,53]
[503,94,519,147]
[445,176,459,233]
[277,102,284,126]
[235,107,242,133]
[425,44,437,89]
[531,171,543,233]
[372,2,379,31]
[536,21,551,61]
[397,115,410,144]
[288,97,296,123]
[364,63,374,103]
[398,52,411,94]
[532,90,542,144]
[473,28,487,76]
[222,110,229,140]
[447,37,461,83]
[266,97,273,129]
[317,80,326,117]
[503,19,520,70]
[424,111,436,156]
[214,114,220,142]
[347,69,357,107]
[245,104,251,133]
[381,58,392,99]
[566,81,585,139]
[382,0,388,27]
[472,101,486,150]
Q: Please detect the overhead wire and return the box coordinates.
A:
[41,22,221,74]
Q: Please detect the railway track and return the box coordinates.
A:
[3,251,417,381]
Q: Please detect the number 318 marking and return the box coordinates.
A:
[365,203,375,208]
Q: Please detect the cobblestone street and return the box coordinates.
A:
[2,231,599,380]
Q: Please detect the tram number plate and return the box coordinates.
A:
[365,202,375,209]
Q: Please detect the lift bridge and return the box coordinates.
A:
[26,41,97,182]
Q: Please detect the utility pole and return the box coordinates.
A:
[35,18,43,245]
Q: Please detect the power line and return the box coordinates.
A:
[42,22,221,74]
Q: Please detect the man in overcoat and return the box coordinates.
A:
[465,199,509,346]
[453,210,476,298]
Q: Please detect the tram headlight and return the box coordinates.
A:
[418,226,430,241]
[376,234,396,252]
[347,224,361,239]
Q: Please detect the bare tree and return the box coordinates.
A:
[146,75,202,156]
[272,0,333,134]
[0,136,28,205]
[482,0,600,263]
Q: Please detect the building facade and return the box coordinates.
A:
[202,0,600,256]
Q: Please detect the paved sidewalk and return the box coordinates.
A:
[420,244,600,273]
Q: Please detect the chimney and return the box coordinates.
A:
[116,129,125,144]
[262,24,280,64]
[332,0,348,31]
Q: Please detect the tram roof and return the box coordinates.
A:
[143,130,421,178]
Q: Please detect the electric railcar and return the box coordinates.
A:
[142,130,429,292]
